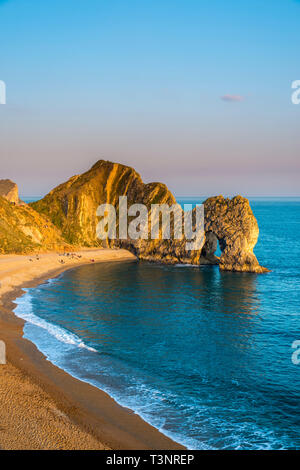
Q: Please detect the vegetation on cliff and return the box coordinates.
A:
[0,196,71,254]
[31,161,179,254]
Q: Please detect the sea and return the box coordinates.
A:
[14,197,300,449]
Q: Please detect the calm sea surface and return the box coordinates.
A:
[14,198,300,449]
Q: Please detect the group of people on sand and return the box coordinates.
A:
[28,254,40,262]
[28,252,96,265]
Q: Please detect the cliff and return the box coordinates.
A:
[0,195,72,254]
[31,161,193,263]
[0,179,20,204]
[31,160,267,272]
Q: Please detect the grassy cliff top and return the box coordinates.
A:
[0,196,72,254]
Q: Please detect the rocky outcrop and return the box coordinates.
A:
[203,195,268,273]
[0,196,72,254]
[31,160,268,272]
[32,160,169,245]
[0,179,20,204]
[31,160,199,263]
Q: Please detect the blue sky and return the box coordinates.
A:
[0,0,299,196]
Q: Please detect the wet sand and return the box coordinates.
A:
[0,249,184,450]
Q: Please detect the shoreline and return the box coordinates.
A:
[0,249,184,450]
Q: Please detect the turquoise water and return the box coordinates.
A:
[14,199,300,449]
[20,196,41,203]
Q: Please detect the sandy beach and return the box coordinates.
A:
[0,248,184,450]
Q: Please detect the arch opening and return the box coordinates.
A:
[202,231,227,264]
[215,238,222,257]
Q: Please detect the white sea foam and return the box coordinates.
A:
[14,291,97,353]
[13,292,216,450]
